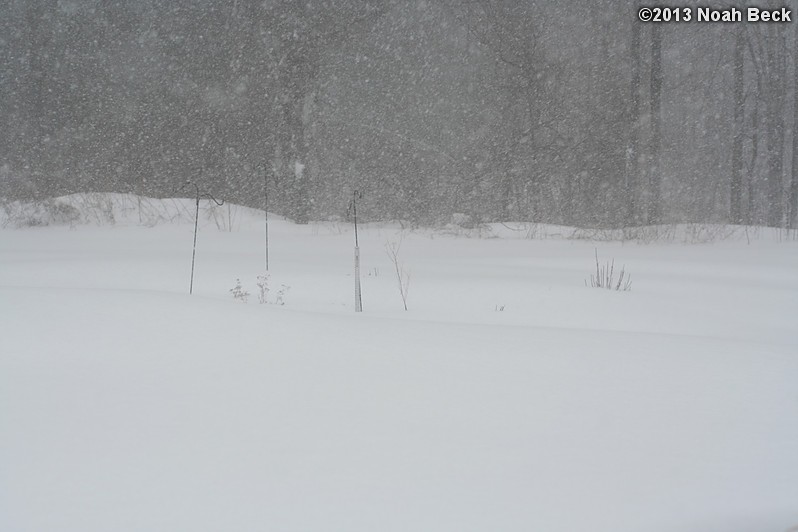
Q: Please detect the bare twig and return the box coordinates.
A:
[385,238,411,311]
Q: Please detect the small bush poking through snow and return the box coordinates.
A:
[256,274,270,304]
[587,249,632,292]
[275,284,290,306]
[232,275,288,305]
[230,279,249,302]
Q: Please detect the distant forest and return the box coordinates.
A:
[1,0,797,228]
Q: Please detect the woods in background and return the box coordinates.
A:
[1,0,796,228]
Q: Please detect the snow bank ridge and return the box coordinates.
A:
[1,192,795,243]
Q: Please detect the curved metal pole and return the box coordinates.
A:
[190,184,200,294]
[183,179,223,295]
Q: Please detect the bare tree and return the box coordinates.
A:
[449,0,569,221]
[626,4,642,227]
[647,23,663,225]
[730,25,745,224]
[747,23,788,227]
[266,1,388,223]
[791,20,798,229]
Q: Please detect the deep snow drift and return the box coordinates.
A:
[1,195,797,532]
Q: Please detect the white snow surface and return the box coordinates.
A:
[1,195,797,532]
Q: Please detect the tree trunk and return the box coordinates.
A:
[648,24,663,225]
[274,31,317,224]
[765,28,787,228]
[625,6,642,227]
[730,26,745,224]
[747,103,760,224]
[791,22,798,229]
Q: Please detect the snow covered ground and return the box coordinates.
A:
[1,196,797,532]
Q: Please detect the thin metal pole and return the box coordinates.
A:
[184,179,222,296]
[353,190,362,312]
[263,163,269,271]
[353,191,359,247]
[189,184,199,295]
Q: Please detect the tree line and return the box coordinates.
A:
[1,0,796,228]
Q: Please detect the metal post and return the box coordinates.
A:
[262,163,269,271]
[353,190,362,312]
[184,179,223,295]
[189,185,199,295]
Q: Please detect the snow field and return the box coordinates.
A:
[1,199,797,531]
